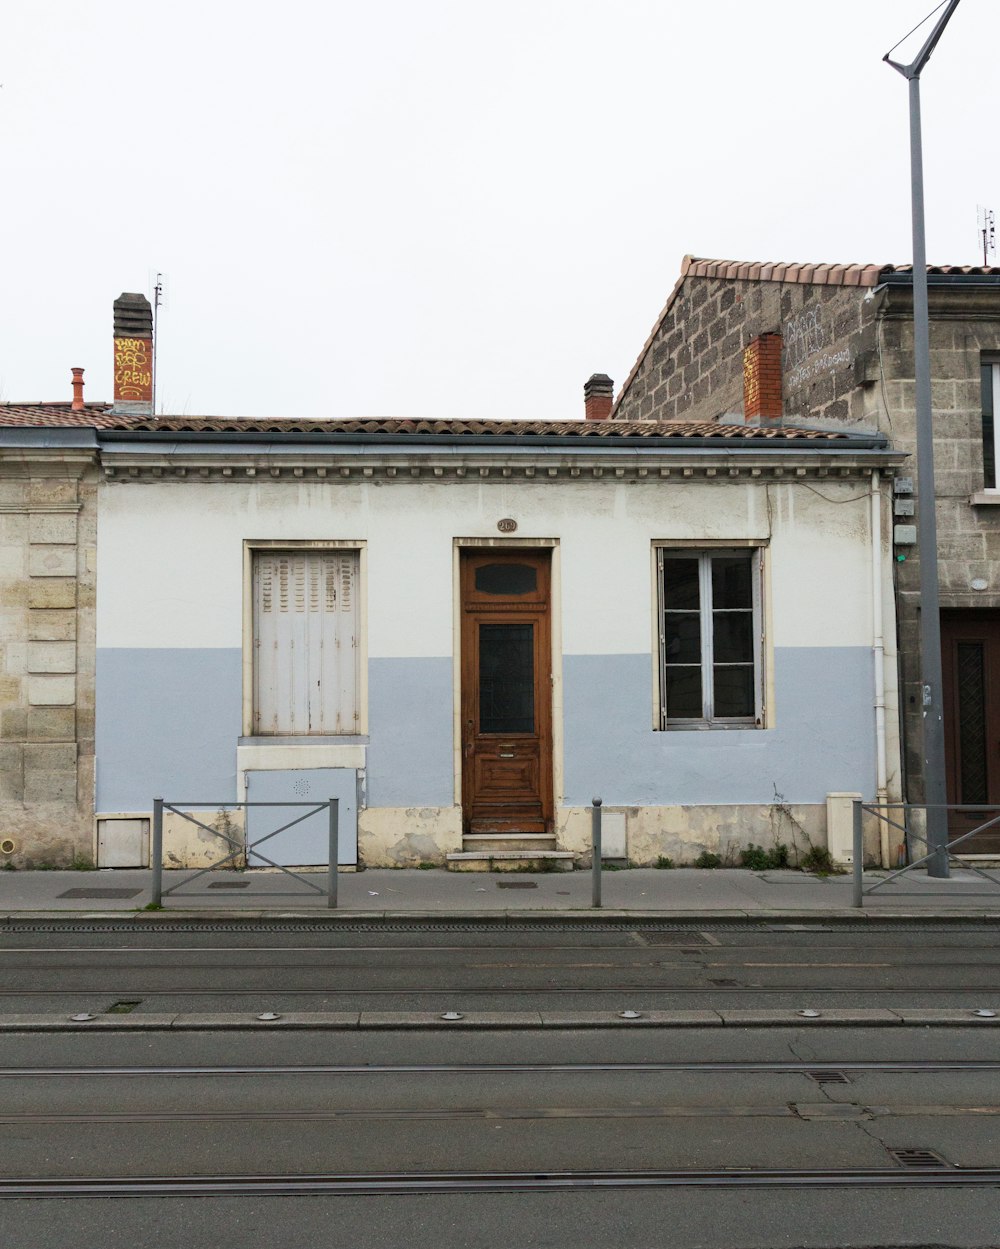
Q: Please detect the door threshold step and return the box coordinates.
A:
[464,834,556,842]
[446,850,576,873]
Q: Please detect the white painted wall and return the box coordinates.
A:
[97,476,876,655]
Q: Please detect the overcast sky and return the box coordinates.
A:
[2,1,996,420]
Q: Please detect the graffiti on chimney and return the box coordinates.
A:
[113,336,152,401]
[784,305,850,389]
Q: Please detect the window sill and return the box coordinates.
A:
[657,722,764,732]
[970,492,1000,505]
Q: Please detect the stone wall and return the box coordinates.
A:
[614,274,881,429]
[875,299,1000,796]
[0,453,97,865]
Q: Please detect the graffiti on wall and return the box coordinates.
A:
[784,306,851,389]
[113,336,152,402]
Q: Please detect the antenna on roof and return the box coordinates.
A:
[152,272,164,417]
[978,206,996,267]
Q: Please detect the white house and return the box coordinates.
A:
[80,408,904,870]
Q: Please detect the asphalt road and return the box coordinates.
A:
[2,919,1000,1248]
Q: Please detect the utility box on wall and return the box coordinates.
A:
[244,768,358,866]
[97,818,149,868]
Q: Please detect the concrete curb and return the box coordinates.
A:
[2,1008,998,1031]
[5,909,1000,925]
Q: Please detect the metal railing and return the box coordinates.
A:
[151,798,340,909]
[852,800,1000,906]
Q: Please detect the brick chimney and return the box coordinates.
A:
[584,373,614,421]
[70,367,85,411]
[112,293,154,416]
[742,333,783,423]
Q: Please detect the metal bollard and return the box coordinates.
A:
[152,797,163,907]
[852,799,864,908]
[591,797,603,908]
[327,798,339,910]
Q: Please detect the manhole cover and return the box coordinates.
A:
[497,881,538,889]
[207,881,252,890]
[56,888,143,900]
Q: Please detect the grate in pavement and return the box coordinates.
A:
[56,888,143,900]
[496,881,538,889]
[887,1148,950,1169]
[207,881,252,890]
[805,1070,852,1084]
[645,932,713,946]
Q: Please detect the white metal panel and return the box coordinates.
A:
[253,552,358,734]
[97,818,149,868]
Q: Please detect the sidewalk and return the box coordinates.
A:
[3,865,1000,921]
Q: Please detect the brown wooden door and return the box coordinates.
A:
[942,610,1000,853]
[460,550,553,835]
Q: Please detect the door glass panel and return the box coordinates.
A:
[957,641,988,804]
[475,564,537,596]
[479,623,534,733]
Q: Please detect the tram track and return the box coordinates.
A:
[2,1166,999,1198]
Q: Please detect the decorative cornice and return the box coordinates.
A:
[100,450,903,485]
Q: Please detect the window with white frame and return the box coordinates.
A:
[655,547,764,729]
[982,360,999,491]
[252,549,360,734]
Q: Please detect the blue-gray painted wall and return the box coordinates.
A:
[96,650,454,811]
[561,648,876,806]
[96,646,875,813]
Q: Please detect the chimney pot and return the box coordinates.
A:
[584,373,614,421]
[70,367,85,411]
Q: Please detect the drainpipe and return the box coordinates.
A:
[871,469,890,867]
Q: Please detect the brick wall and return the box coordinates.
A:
[0,457,97,865]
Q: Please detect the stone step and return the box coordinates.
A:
[446,850,576,873]
[463,833,557,854]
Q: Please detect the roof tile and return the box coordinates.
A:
[0,405,855,443]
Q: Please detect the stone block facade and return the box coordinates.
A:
[614,258,1000,802]
[0,453,97,865]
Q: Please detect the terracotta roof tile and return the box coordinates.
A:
[0,405,856,442]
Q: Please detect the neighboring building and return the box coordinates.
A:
[614,256,1000,851]
[0,382,100,866]
[0,295,903,871]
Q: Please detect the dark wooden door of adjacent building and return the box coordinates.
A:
[942,610,1000,853]
[460,550,553,835]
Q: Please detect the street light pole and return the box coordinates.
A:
[884,0,961,878]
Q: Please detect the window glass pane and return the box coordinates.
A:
[711,554,752,609]
[713,611,753,664]
[665,665,702,718]
[475,563,537,596]
[713,665,755,717]
[664,612,702,664]
[661,558,700,610]
[479,623,534,733]
[983,365,996,491]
